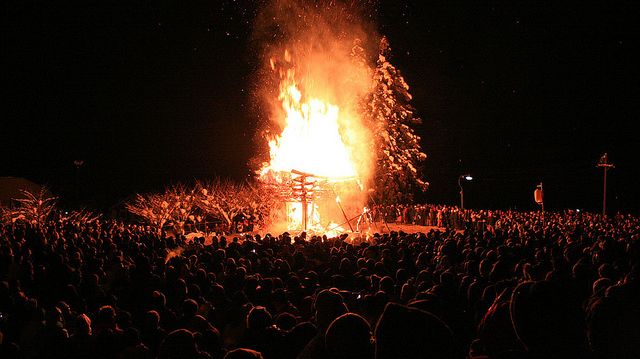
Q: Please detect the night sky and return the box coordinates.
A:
[2,1,639,212]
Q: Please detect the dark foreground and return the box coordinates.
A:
[1,210,639,359]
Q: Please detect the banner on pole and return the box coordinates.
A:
[534,187,543,205]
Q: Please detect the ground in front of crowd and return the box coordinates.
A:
[183,222,453,245]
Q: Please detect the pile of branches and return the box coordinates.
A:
[0,188,57,227]
[125,179,280,234]
[1,188,101,227]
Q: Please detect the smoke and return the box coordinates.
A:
[251,0,379,185]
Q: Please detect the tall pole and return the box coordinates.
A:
[292,170,312,232]
[539,182,544,213]
[596,153,615,217]
[335,196,354,232]
[603,167,607,216]
[330,185,354,232]
[539,182,544,237]
[534,182,545,238]
[301,174,308,231]
[458,176,464,210]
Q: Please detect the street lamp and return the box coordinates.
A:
[458,174,473,210]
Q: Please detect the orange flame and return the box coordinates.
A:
[255,1,376,234]
[258,47,374,234]
[260,64,358,180]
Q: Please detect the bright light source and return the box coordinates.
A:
[465,175,473,181]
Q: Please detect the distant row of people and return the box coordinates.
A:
[372,203,491,229]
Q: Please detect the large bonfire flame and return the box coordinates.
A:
[259,48,372,235]
[260,50,368,235]
[256,1,375,235]
[260,51,358,181]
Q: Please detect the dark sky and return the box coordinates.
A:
[2,1,639,212]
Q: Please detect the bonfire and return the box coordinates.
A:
[258,48,371,235]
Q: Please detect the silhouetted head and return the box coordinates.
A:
[158,329,198,359]
[182,299,198,318]
[325,313,373,359]
[588,291,640,359]
[224,348,264,359]
[75,313,92,336]
[375,303,455,359]
[144,310,161,330]
[247,306,273,330]
[314,289,348,331]
[510,281,586,356]
[96,305,117,330]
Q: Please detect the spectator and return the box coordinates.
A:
[375,303,456,359]
[325,313,373,359]
[0,208,638,358]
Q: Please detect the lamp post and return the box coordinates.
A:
[458,174,473,210]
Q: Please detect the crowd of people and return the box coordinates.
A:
[371,204,496,230]
[0,207,639,358]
